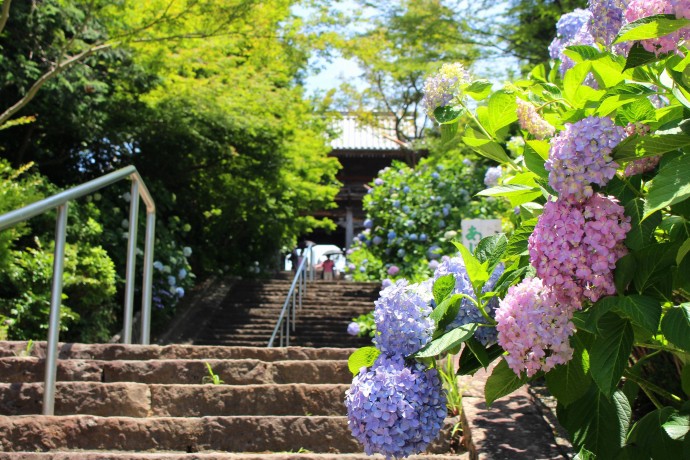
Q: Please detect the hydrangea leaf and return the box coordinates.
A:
[614,14,690,44]
[348,346,380,376]
[591,56,626,89]
[625,198,662,251]
[412,323,477,358]
[432,274,455,306]
[633,242,681,293]
[563,45,605,63]
[682,364,690,398]
[616,97,656,126]
[623,42,669,70]
[457,342,504,376]
[486,90,517,138]
[430,292,463,334]
[484,358,526,406]
[524,143,549,180]
[453,241,489,294]
[492,264,528,297]
[557,386,630,459]
[590,313,634,397]
[474,233,507,272]
[614,134,690,162]
[545,337,591,407]
[440,121,459,142]
[465,80,493,101]
[663,413,690,441]
[627,407,684,458]
[462,129,512,164]
[612,295,661,336]
[661,304,690,352]
[564,61,592,105]
[433,105,463,125]
[615,253,637,295]
[505,218,538,257]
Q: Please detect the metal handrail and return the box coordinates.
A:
[267,247,312,347]
[0,165,155,415]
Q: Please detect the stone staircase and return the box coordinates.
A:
[168,275,379,348]
[0,341,465,459]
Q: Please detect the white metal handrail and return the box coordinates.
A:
[267,245,313,347]
[0,165,155,415]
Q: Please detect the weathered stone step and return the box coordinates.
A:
[0,415,454,454]
[0,342,353,361]
[0,382,349,417]
[4,452,466,459]
[0,358,351,385]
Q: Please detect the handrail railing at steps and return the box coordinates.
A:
[0,165,155,415]
[267,245,313,347]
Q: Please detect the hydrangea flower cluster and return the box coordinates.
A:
[345,355,447,459]
[587,0,631,52]
[548,9,596,76]
[373,279,435,357]
[496,277,576,377]
[516,98,556,140]
[483,166,503,187]
[423,63,471,120]
[528,194,631,306]
[625,155,661,176]
[545,116,625,202]
[625,0,690,55]
[431,256,503,345]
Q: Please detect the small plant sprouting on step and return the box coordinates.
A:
[16,340,34,358]
[202,362,224,385]
[438,355,462,417]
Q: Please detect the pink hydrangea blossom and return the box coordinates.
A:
[496,277,576,377]
[546,116,626,202]
[625,0,690,55]
[516,98,556,140]
[528,194,631,306]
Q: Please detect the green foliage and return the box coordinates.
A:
[348,346,381,376]
[202,362,224,385]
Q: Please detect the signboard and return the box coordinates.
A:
[461,219,502,253]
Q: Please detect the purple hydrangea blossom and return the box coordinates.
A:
[374,178,384,186]
[555,8,593,40]
[432,256,504,345]
[624,156,660,176]
[372,235,383,245]
[625,0,690,55]
[516,98,556,140]
[347,322,361,336]
[364,218,374,228]
[373,279,434,357]
[423,63,471,120]
[387,265,400,276]
[528,194,631,306]
[345,355,447,458]
[587,0,633,54]
[549,9,596,76]
[496,277,576,377]
[483,166,503,187]
[382,278,393,289]
[546,116,625,202]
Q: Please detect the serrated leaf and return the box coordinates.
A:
[441,122,458,142]
[558,386,631,459]
[644,153,690,218]
[676,238,690,265]
[453,241,489,294]
[615,253,636,295]
[434,105,464,124]
[563,45,605,62]
[612,134,690,162]
[492,265,528,296]
[465,79,493,101]
[486,90,517,138]
[462,132,512,164]
[432,274,456,306]
[627,407,685,458]
[661,304,690,352]
[348,347,380,376]
[485,359,526,406]
[625,198,661,250]
[614,14,690,44]
[413,323,477,358]
[474,233,507,271]
[476,184,537,197]
[590,313,634,397]
[546,340,591,406]
[457,342,504,375]
[430,293,463,334]
[505,218,538,257]
[524,144,549,180]
[663,413,690,441]
[612,295,662,336]
[633,242,680,293]
[623,43,669,70]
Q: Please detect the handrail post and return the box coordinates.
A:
[122,181,140,344]
[43,203,69,416]
[140,209,155,344]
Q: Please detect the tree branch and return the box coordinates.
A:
[0,0,12,35]
[0,42,112,126]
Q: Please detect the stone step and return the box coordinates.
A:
[3,452,465,459]
[0,358,351,385]
[0,382,349,417]
[0,415,454,454]
[0,342,354,361]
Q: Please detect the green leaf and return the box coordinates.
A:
[430,293,463,334]
[596,94,644,117]
[625,198,661,250]
[584,297,617,333]
[476,184,538,197]
[557,386,631,459]
[485,359,526,406]
[465,80,493,101]
[644,153,690,218]
[590,313,634,397]
[661,304,690,352]
[457,342,504,375]
[682,365,690,398]
[505,218,538,257]
[453,241,489,294]
[677,238,690,265]
[612,295,661,336]
[633,242,680,293]
[413,323,477,358]
[614,14,690,44]
[462,131,512,164]
[615,254,637,295]
[627,407,685,459]
[564,61,593,103]
[617,98,656,126]
[612,134,690,162]
[486,90,517,138]
[348,346,380,376]
[440,122,458,142]
[432,274,456,306]
[524,143,549,180]
[492,265,528,296]
[623,43,668,70]
[474,233,507,272]
[434,105,464,124]
[663,413,690,441]
[545,339,591,406]
[563,45,605,62]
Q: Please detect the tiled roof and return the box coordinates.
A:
[330,114,413,150]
